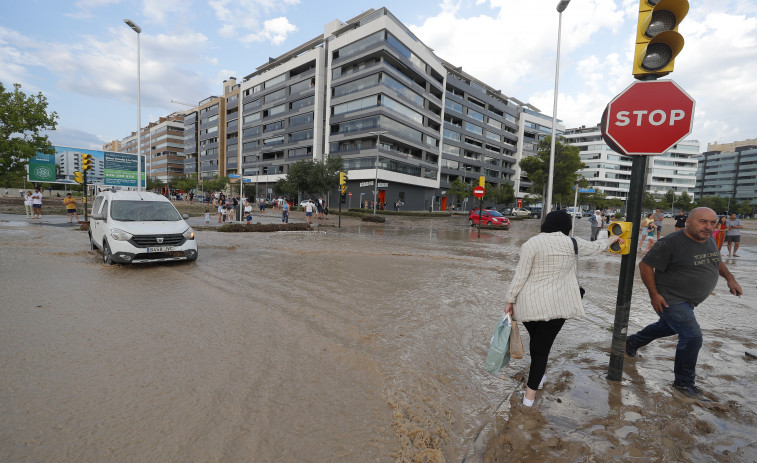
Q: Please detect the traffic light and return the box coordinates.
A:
[339,172,347,186]
[479,176,485,187]
[608,221,633,254]
[340,185,347,194]
[82,153,94,171]
[73,171,84,184]
[633,0,688,79]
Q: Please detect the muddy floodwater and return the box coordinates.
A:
[1,214,756,462]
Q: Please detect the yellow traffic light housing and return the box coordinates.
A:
[340,185,347,194]
[73,171,84,184]
[82,153,94,171]
[608,221,633,254]
[479,176,485,187]
[339,172,347,186]
[633,0,688,78]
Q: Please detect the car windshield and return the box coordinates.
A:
[110,200,182,221]
[487,211,504,217]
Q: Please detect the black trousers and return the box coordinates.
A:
[522,318,566,390]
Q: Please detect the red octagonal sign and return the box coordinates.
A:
[601,80,695,156]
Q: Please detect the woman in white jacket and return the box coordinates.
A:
[504,210,623,406]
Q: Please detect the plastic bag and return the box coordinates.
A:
[510,320,524,359]
[484,314,513,375]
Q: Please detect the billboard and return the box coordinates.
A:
[28,146,145,188]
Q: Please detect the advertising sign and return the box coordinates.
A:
[28,146,145,188]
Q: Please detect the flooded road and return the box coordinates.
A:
[1,215,756,462]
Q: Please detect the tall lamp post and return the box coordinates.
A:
[369,130,388,215]
[124,19,142,191]
[545,0,570,214]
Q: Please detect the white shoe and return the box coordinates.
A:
[523,394,534,407]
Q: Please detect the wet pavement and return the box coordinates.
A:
[1,213,756,462]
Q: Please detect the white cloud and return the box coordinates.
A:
[142,0,189,25]
[241,17,297,45]
[65,0,123,19]
[209,0,300,44]
[411,0,757,147]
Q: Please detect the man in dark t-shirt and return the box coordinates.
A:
[626,207,742,401]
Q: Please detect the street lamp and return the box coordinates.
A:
[369,130,388,215]
[124,19,142,191]
[545,0,570,215]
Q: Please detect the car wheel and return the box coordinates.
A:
[468,219,474,226]
[88,231,97,251]
[102,239,113,265]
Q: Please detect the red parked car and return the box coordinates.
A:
[469,209,510,230]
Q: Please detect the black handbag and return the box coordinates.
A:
[570,237,586,298]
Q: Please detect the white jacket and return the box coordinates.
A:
[505,232,612,322]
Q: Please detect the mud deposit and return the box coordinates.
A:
[1,216,756,462]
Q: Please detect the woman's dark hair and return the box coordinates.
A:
[541,210,572,236]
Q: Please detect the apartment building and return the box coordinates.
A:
[513,108,564,198]
[176,8,558,209]
[563,124,699,199]
[55,148,105,182]
[695,143,757,208]
[113,113,187,183]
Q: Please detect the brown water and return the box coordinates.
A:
[1,216,756,462]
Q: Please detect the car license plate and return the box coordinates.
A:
[147,246,174,252]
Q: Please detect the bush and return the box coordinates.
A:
[214,223,311,232]
[361,214,386,223]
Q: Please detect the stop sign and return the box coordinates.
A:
[601,80,695,156]
[473,186,485,198]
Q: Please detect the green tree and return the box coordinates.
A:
[272,155,344,201]
[146,177,164,191]
[662,189,676,211]
[0,83,59,187]
[673,191,693,211]
[446,178,470,207]
[519,136,584,206]
[203,175,230,193]
[696,195,728,213]
[485,181,515,205]
[642,192,658,211]
[733,201,752,216]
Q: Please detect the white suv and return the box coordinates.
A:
[89,190,198,264]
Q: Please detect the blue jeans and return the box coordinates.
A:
[627,300,702,387]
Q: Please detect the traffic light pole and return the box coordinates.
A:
[607,154,647,381]
[83,170,88,222]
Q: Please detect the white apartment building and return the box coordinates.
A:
[56,148,105,183]
[563,124,699,199]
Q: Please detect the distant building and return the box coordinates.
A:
[513,108,564,198]
[706,138,757,154]
[56,148,104,182]
[695,143,757,212]
[112,113,187,183]
[175,7,556,209]
[563,124,699,199]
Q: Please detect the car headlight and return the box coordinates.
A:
[111,228,133,241]
[183,227,195,240]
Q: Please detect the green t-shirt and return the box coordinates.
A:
[642,230,720,306]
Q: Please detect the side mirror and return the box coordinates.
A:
[183,213,189,219]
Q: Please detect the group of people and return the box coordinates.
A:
[504,207,743,406]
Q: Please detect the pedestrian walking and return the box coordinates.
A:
[626,207,743,401]
[725,213,743,257]
[23,191,33,218]
[281,200,289,223]
[503,210,623,407]
[31,188,43,219]
[713,216,727,252]
[638,213,654,251]
[204,209,210,224]
[63,193,79,223]
[217,203,224,223]
[653,208,664,240]
[589,210,602,241]
[3,187,8,197]
[258,195,266,217]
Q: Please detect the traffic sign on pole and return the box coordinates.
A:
[601,79,694,156]
[472,186,485,198]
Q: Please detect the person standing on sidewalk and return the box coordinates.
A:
[589,210,603,241]
[725,213,743,257]
[653,208,664,240]
[626,207,743,401]
[23,191,33,218]
[63,193,79,223]
[31,188,43,219]
[281,200,289,223]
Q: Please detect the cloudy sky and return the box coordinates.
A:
[2,0,756,152]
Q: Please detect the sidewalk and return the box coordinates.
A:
[0,212,308,229]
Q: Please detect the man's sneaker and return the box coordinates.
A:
[673,384,712,402]
[625,340,638,358]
